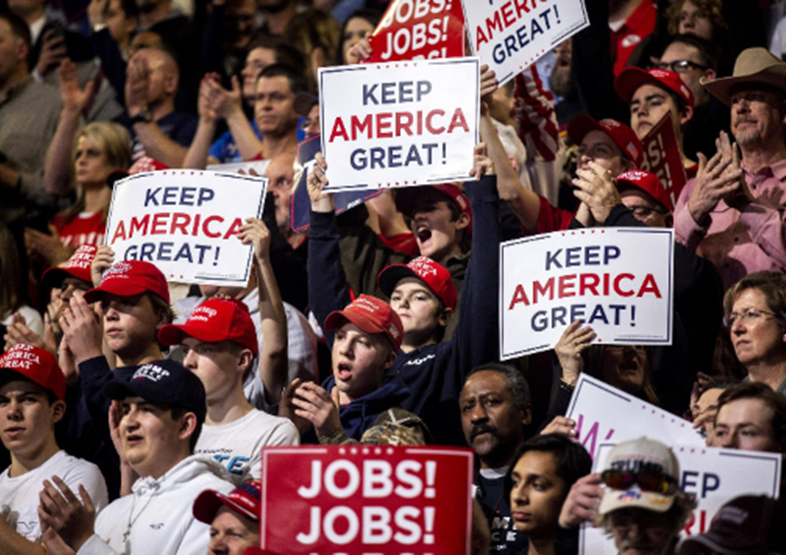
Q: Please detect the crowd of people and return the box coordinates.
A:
[1,0,786,553]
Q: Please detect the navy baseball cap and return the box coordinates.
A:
[102,359,206,424]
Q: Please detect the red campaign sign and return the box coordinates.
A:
[638,114,687,208]
[259,445,474,554]
[368,0,466,62]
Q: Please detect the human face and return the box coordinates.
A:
[100,293,163,361]
[264,154,295,231]
[209,507,260,555]
[658,43,712,105]
[254,76,299,138]
[619,188,671,228]
[691,387,723,436]
[410,191,467,263]
[342,16,375,64]
[490,84,515,125]
[0,19,26,85]
[728,288,786,368]
[460,370,527,468]
[509,451,566,539]
[331,322,391,403]
[577,130,627,175]
[104,0,135,49]
[677,0,713,40]
[0,380,62,460]
[389,277,445,346]
[182,338,246,405]
[730,86,786,149]
[74,135,112,187]
[710,398,781,452]
[599,345,647,395]
[120,397,188,478]
[630,84,682,140]
[241,48,276,101]
[224,0,255,50]
[302,103,320,138]
[608,508,676,555]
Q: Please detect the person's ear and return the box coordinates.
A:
[178,412,198,441]
[704,68,716,81]
[520,406,532,427]
[438,306,454,327]
[455,212,471,231]
[237,348,254,375]
[664,213,674,228]
[51,399,66,424]
[680,104,694,126]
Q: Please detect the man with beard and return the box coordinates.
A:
[549,38,584,126]
[674,47,786,290]
[460,364,532,553]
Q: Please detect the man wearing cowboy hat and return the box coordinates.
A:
[674,47,786,290]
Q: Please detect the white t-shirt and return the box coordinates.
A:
[195,409,299,481]
[0,450,108,543]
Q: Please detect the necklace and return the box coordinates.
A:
[122,488,159,545]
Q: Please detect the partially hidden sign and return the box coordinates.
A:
[499,227,675,358]
[319,58,480,192]
[369,0,466,62]
[463,0,590,86]
[565,374,704,461]
[290,135,384,233]
[260,445,474,554]
[581,443,781,554]
[639,114,688,208]
[105,171,266,286]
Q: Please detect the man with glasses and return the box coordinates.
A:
[657,34,730,161]
[674,48,786,290]
[558,437,696,555]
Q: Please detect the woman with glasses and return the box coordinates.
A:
[504,434,592,555]
[723,271,786,394]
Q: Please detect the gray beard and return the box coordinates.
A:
[549,67,575,98]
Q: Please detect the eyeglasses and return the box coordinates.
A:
[628,205,668,218]
[601,470,677,495]
[655,60,709,73]
[723,307,778,327]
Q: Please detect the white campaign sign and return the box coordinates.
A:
[499,227,675,359]
[319,57,479,192]
[565,375,704,461]
[463,0,590,86]
[105,170,267,286]
[581,443,781,554]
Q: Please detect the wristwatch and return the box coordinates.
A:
[130,109,154,125]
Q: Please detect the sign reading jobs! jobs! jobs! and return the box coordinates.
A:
[104,171,267,287]
[318,58,479,192]
[260,445,474,554]
[463,0,589,86]
[499,227,674,359]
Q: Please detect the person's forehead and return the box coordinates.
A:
[337,321,381,342]
[619,186,658,206]
[718,397,774,424]
[256,75,294,95]
[102,291,148,305]
[212,505,258,530]
[392,276,432,295]
[730,83,785,102]
[632,83,671,102]
[661,42,701,63]
[462,370,511,397]
[247,47,275,65]
[696,387,723,406]
[264,159,294,182]
[581,130,618,150]
[0,378,46,397]
[62,276,91,289]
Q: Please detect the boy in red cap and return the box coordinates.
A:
[615,67,696,170]
[281,294,417,443]
[193,480,262,554]
[306,147,502,446]
[158,295,298,479]
[0,344,108,553]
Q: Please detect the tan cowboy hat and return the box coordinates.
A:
[702,47,786,105]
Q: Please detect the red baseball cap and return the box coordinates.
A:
[615,169,674,212]
[83,260,170,304]
[568,115,644,167]
[158,297,258,356]
[0,344,66,400]
[42,244,97,289]
[615,67,694,108]
[377,256,458,310]
[324,295,404,352]
[395,184,473,233]
[193,480,261,524]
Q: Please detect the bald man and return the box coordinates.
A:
[125,47,197,168]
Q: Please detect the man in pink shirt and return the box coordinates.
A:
[674,48,786,289]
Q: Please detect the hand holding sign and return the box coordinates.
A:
[572,161,621,224]
[554,320,596,386]
[307,152,334,213]
[91,245,114,287]
[347,37,372,65]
